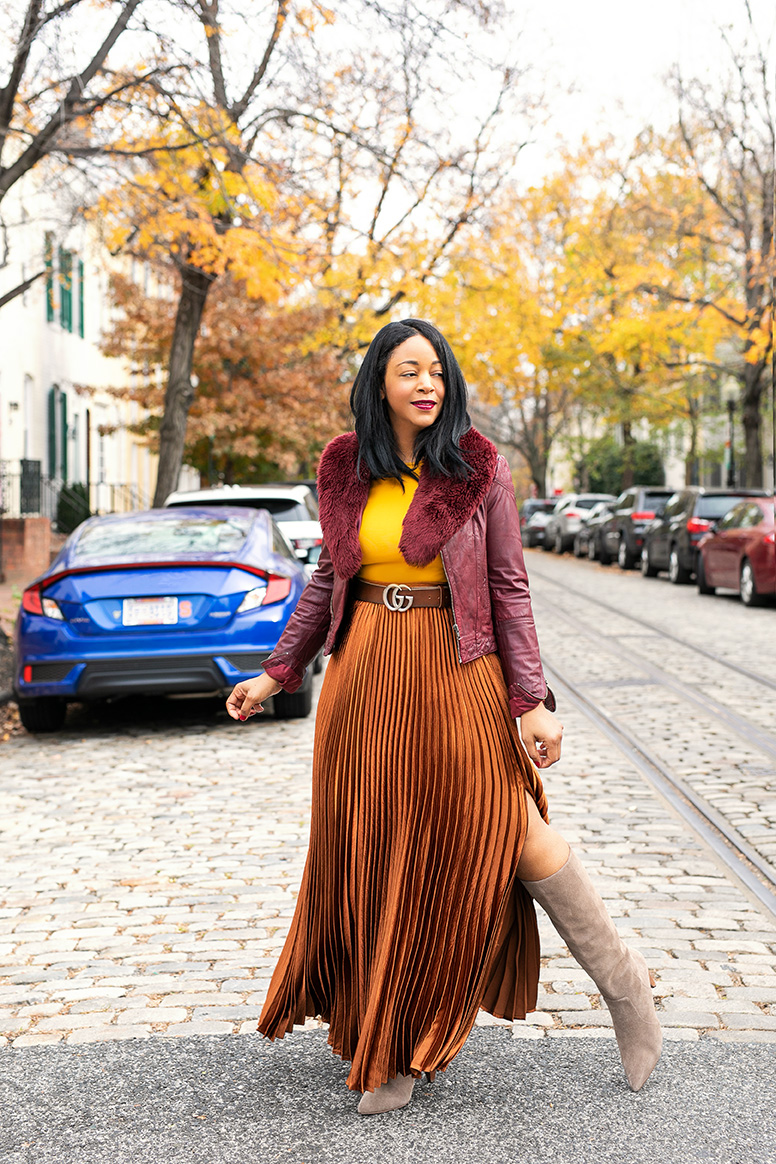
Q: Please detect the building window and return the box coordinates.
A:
[48,385,68,482]
[44,232,55,323]
[78,259,85,337]
[59,247,73,332]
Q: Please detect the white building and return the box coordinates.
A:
[0,173,197,577]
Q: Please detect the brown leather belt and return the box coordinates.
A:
[353,579,451,611]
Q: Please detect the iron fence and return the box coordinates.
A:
[0,459,151,531]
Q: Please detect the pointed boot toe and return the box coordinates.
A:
[605,952,663,1091]
[358,1074,415,1115]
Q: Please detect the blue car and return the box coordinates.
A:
[14,506,312,732]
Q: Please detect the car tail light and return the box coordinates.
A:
[765,531,775,545]
[631,511,655,521]
[21,587,63,619]
[564,510,582,520]
[23,665,32,682]
[263,575,293,604]
[237,585,268,613]
[22,586,43,615]
[236,575,292,612]
[687,518,711,535]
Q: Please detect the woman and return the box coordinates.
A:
[226,319,662,1115]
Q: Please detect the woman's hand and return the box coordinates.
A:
[226,673,282,721]
[520,703,563,768]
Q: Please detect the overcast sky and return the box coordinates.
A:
[512,0,775,176]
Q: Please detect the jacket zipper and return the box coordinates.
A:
[440,547,462,663]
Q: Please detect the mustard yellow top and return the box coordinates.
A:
[358,472,446,585]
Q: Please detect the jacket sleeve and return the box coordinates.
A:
[486,459,556,717]
[262,540,335,693]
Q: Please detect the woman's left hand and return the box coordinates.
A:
[520,703,563,768]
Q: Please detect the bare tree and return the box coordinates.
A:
[668,8,775,486]
[98,0,535,505]
[0,0,170,307]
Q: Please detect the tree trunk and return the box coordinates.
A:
[152,265,215,506]
[621,419,634,488]
[740,365,764,488]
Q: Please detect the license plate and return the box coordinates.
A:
[122,597,178,626]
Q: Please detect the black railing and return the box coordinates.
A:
[0,460,151,531]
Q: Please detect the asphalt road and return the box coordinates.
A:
[2,1028,774,1164]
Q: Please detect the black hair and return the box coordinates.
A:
[349,317,471,482]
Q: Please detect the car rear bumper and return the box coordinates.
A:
[15,651,272,700]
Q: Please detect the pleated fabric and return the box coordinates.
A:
[258,600,549,1094]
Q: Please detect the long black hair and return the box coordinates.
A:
[350,318,471,482]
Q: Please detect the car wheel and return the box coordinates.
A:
[573,535,583,558]
[641,546,659,578]
[273,671,313,718]
[696,554,715,596]
[740,559,763,607]
[313,650,323,675]
[553,530,564,554]
[524,531,534,548]
[617,539,634,570]
[668,547,691,585]
[587,538,598,561]
[17,697,67,733]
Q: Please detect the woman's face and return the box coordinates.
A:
[382,334,445,452]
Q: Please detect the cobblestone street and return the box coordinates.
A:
[2,553,775,1060]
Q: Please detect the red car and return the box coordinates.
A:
[697,497,775,606]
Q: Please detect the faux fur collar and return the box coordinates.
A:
[316,427,499,578]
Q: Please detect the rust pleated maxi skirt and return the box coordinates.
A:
[258,599,548,1094]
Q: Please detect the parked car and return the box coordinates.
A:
[599,486,676,568]
[522,501,558,548]
[519,498,554,534]
[641,487,769,584]
[165,483,323,567]
[544,493,616,554]
[573,500,614,559]
[696,498,775,607]
[14,507,312,733]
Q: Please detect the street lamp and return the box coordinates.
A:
[721,377,740,488]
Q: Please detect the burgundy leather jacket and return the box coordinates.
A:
[263,427,555,718]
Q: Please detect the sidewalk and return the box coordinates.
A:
[1,1027,774,1163]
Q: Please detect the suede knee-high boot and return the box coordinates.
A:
[522,850,662,1092]
[358,1074,415,1116]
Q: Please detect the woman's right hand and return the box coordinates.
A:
[226,673,282,721]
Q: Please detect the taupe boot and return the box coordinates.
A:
[522,850,662,1091]
[358,1074,415,1115]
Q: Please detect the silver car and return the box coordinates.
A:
[543,493,617,554]
[164,483,323,569]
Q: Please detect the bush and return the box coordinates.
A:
[56,482,91,534]
[584,437,665,495]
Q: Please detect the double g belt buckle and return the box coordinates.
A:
[382,583,414,611]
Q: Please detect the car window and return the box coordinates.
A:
[644,493,670,514]
[662,492,687,517]
[75,515,253,558]
[272,524,299,562]
[616,491,635,509]
[303,494,320,519]
[577,498,601,510]
[716,503,747,530]
[739,503,765,529]
[697,494,754,520]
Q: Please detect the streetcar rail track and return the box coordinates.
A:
[528,561,776,694]
[543,659,776,924]
[533,592,776,764]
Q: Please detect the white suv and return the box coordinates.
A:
[164,483,323,568]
